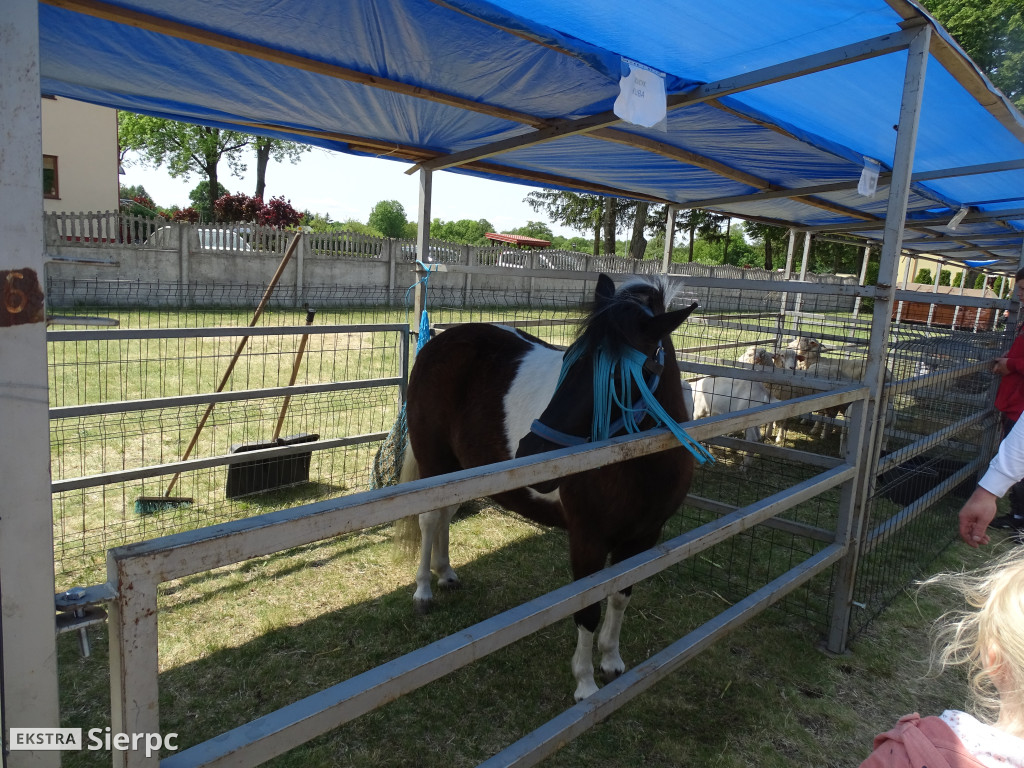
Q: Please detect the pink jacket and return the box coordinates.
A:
[859,713,991,768]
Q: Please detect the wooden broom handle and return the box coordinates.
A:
[164,232,301,497]
[272,308,316,441]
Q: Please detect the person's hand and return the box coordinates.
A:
[958,486,998,547]
[993,357,1011,376]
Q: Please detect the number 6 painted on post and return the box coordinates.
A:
[3,271,28,314]
[0,268,44,327]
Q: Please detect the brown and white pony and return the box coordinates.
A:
[397,274,702,700]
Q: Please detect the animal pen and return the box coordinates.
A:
[37,246,1005,766]
[7,2,1024,768]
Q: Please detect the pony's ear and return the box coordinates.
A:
[594,274,616,305]
[644,301,698,338]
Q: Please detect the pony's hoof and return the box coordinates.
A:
[438,577,462,591]
[573,680,599,702]
[413,599,432,615]
[601,665,625,684]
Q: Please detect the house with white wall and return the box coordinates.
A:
[41,95,119,213]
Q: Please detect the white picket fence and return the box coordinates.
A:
[45,209,163,245]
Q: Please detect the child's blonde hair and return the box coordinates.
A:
[922,546,1024,734]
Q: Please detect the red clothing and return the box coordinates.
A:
[996,331,1024,421]
[858,713,990,768]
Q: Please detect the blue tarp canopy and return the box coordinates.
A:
[37,0,1024,272]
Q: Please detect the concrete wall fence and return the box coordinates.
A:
[45,210,859,312]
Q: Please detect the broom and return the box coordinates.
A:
[225,308,318,498]
[134,232,302,514]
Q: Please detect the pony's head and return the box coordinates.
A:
[516,274,699,493]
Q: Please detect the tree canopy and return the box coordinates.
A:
[429,218,494,244]
[252,137,310,200]
[188,180,230,223]
[368,200,409,238]
[503,221,554,241]
[922,0,1024,110]
[119,113,251,219]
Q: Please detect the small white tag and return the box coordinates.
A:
[613,58,667,128]
[858,158,881,197]
[948,206,969,230]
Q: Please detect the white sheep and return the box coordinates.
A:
[785,336,827,369]
[691,346,796,463]
[768,348,893,451]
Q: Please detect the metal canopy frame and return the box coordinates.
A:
[5,2,1024,766]
[34,0,1024,273]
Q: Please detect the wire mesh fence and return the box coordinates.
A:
[47,315,409,588]
[45,274,1004,640]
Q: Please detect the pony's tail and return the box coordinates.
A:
[392,438,423,561]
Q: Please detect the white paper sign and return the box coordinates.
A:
[858,157,881,197]
[613,59,667,128]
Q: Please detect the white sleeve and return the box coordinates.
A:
[978,417,1024,497]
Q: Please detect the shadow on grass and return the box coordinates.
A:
[56,482,974,768]
[57,505,761,768]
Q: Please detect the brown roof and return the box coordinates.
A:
[485,232,551,249]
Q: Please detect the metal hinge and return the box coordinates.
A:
[55,583,116,657]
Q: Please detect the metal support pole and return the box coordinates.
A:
[413,169,432,347]
[778,229,798,344]
[108,558,161,768]
[661,205,677,274]
[952,266,968,328]
[974,274,990,332]
[415,169,432,268]
[852,244,871,319]
[791,232,812,332]
[926,258,941,326]
[826,23,931,654]
[895,255,912,324]
[1,4,62,765]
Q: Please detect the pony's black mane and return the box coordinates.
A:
[575,277,670,356]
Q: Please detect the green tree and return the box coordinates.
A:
[921,0,1024,110]
[743,221,788,271]
[188,180,230,223]
[368,200,409,238]
[626,202,650,260]
[677,209,728,262]
[119,113,252,220]
[504,221,553,241]
[811,239,863,274]
[118,184,151,205]
[338,219,382,237]
[526,190,604,253]
[430,218,494,244]
[559,236,592,253]
[724,224,757,266]
[252,137,310,200]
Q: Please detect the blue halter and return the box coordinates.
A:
[530,324,715,465]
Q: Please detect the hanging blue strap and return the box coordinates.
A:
[404,260,434,355]
[417,305,430,355]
